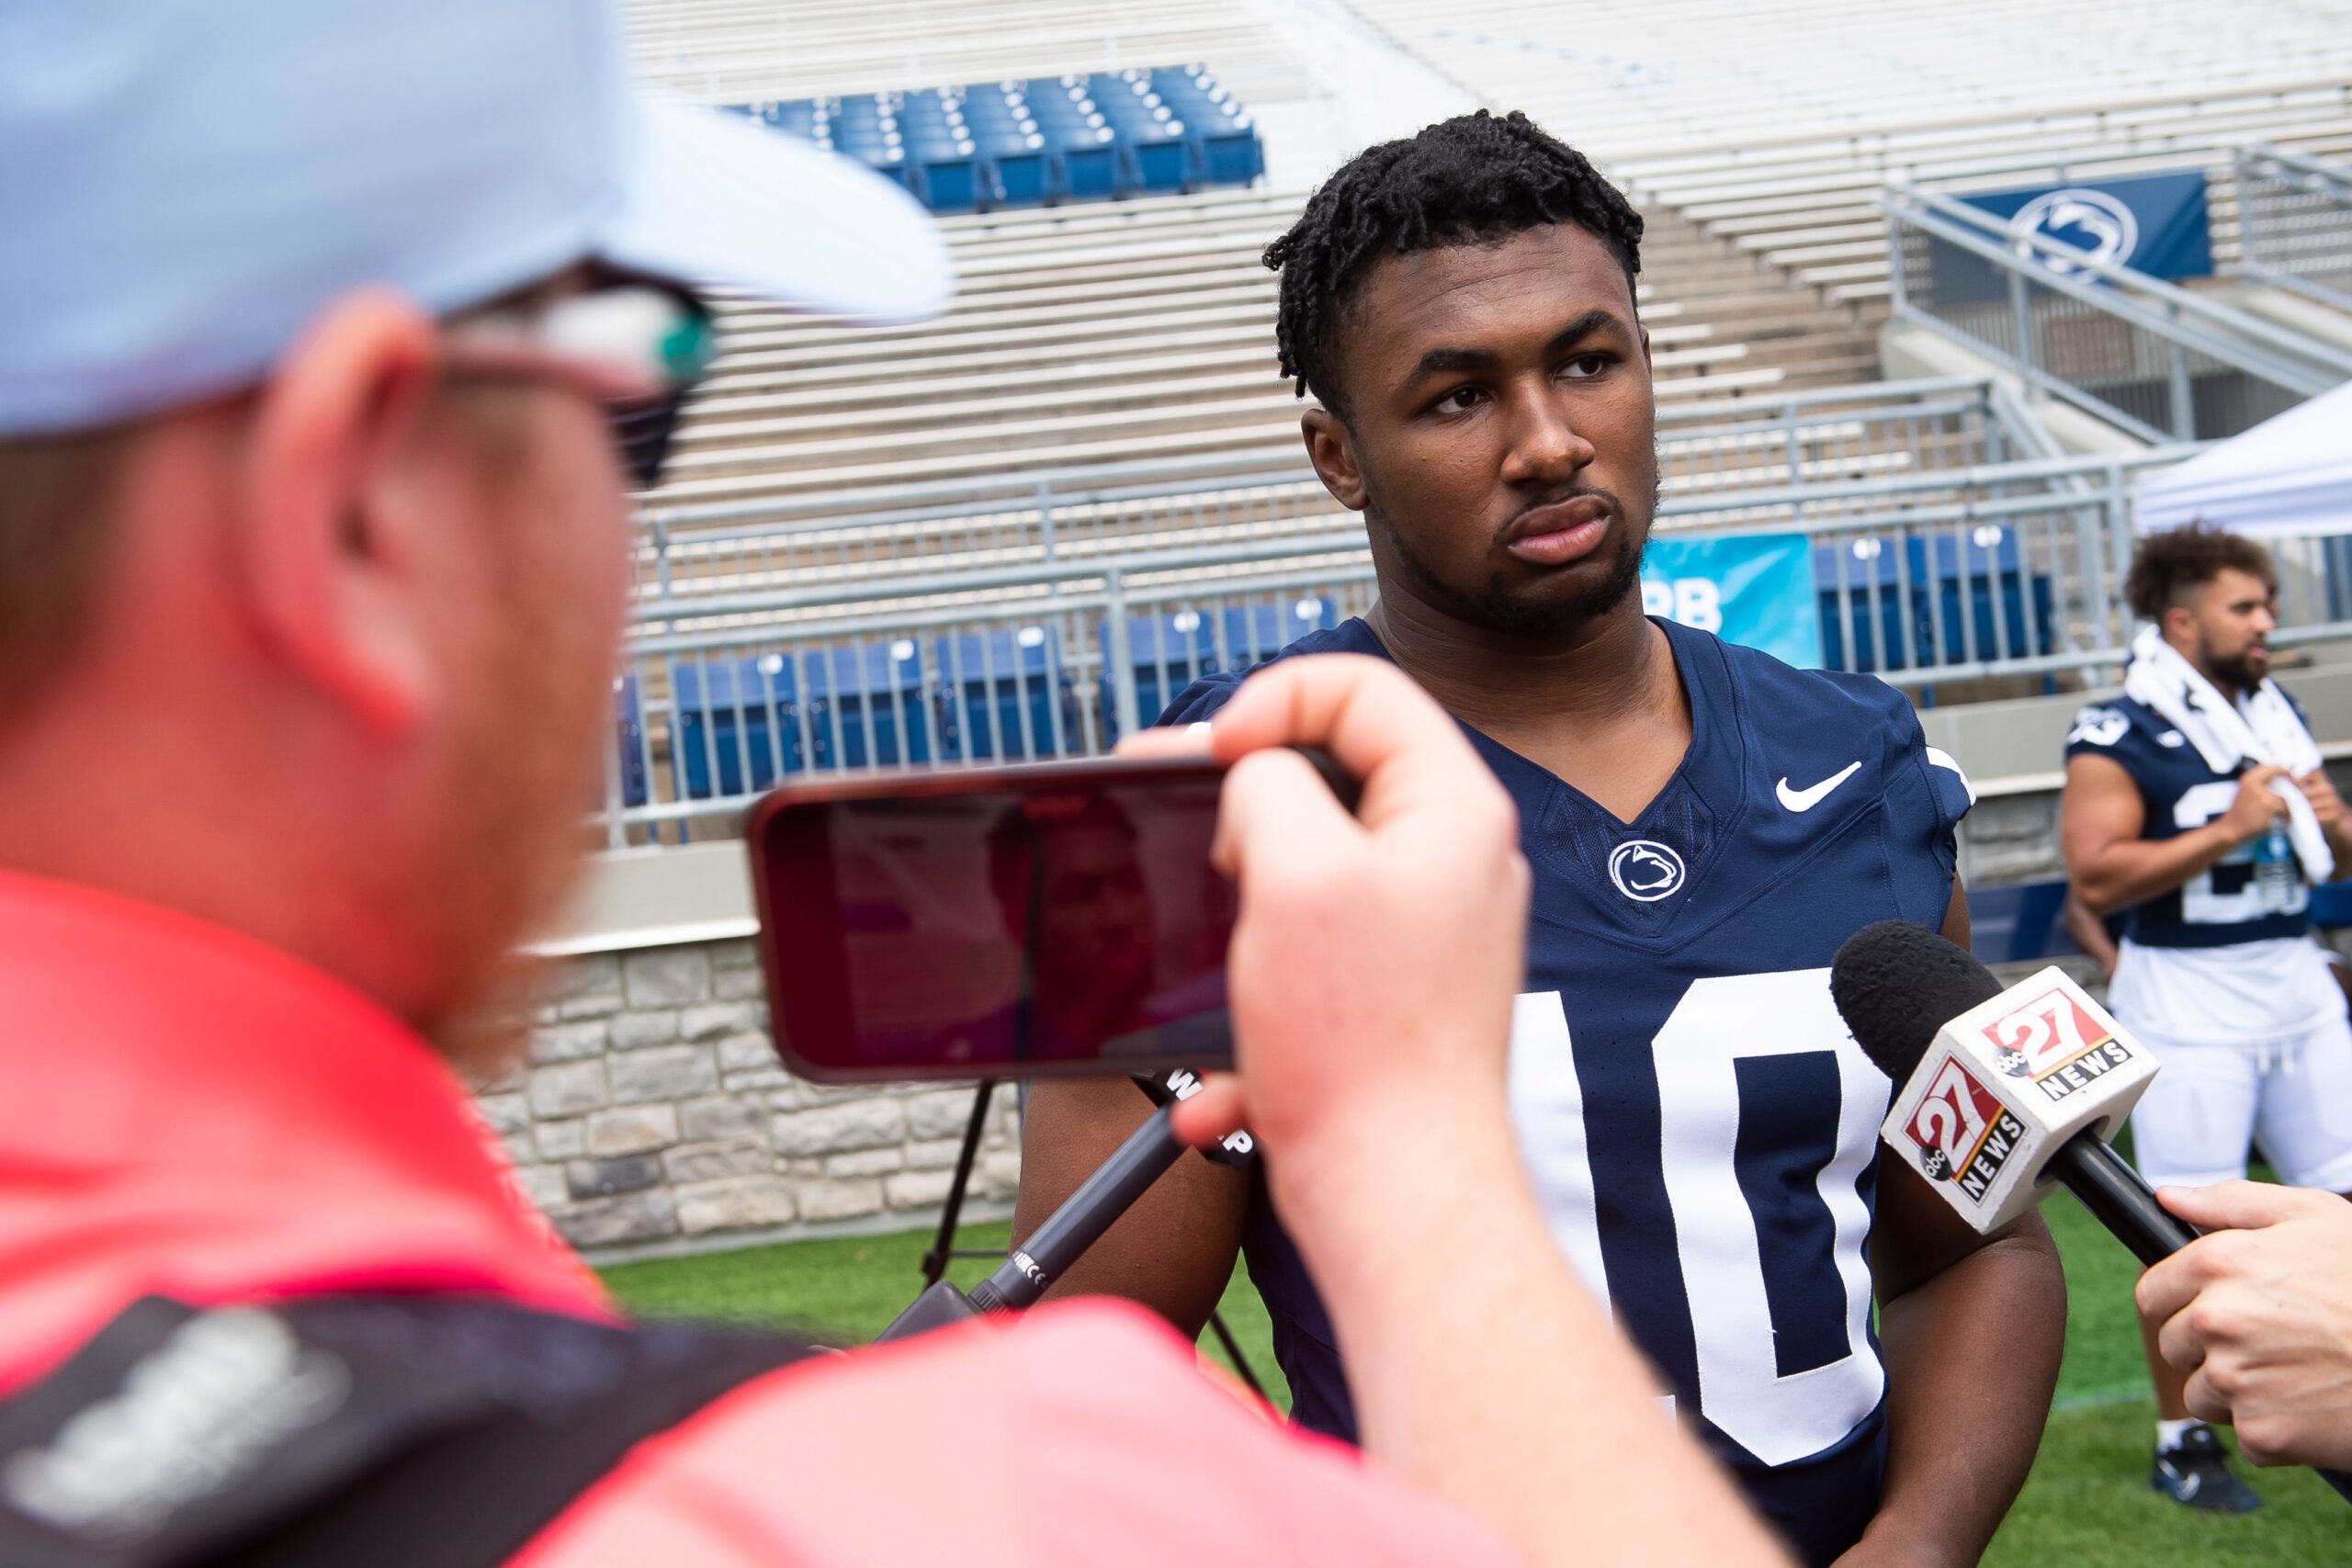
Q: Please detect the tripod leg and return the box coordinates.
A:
[921,1079,996,1287]
[1204,1309,1269,1403]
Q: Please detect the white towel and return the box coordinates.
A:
[2124,624,2334,882]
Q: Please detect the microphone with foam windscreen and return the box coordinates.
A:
[1831,920,2352,1506]
[1830,919,2188,1263]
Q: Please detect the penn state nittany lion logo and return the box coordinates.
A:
[2067,705,2130,748]
[1608,839,1686,903]
[2008,187,2139,279]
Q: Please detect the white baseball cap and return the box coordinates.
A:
[0,0,954,437]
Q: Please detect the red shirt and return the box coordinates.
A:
[0,870,1521,1566]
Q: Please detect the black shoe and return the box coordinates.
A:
[2152,1424,2263,1513]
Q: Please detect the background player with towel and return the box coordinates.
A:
[2061,522,2352,1513]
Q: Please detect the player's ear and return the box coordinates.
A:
[1302,408,1369,512]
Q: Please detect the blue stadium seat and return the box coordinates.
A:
[2311,881,2352,930]
[933,629,1071,761]
[966,84,1053,204]
[1814,531,2053,673]
[1813,536,1917,673]
[1966,880,2085,964]
[614,673,649,809]
[671,646,933,798]
[741,66,1263,212]
[1025,75,1124,198]
[1096,72,1195,193]
[1155,65,1263,186]
[1921,528,2054,665]
[1097,598,1342,739]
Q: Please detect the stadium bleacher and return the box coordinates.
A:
[606,0,2352,839]
[1340,0,2352,306]
[625,0,1307,108]
[647,188,1880,522]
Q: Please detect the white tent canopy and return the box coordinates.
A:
[2133,378,2352,536]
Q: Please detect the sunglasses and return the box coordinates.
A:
[443,284,717,491]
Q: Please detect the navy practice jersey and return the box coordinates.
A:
[1159,616,1973,1566]
[2064,696,2310,947]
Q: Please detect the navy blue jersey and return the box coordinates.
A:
[1160,616,1973,1567]
[2064,697,2310,947]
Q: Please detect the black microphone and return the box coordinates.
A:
[877,1100,1189,1341]
[1830,920,2194,1266]
[1832,919,2352,1506]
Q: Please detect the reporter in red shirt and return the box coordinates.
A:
[0,4,1791,1565]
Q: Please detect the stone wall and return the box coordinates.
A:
[1954,789,2064,887]
[472,937,1022,1262]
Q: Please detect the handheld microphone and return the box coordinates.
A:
[1831,921,2352,1506]
[877,1100,1190,1341]
[1829,920,2185,1260]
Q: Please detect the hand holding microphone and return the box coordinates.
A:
[2138,1181,2352,1472]
[1831,921,2352,1503]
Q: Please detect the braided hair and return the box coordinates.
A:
[1263,110,1643,418]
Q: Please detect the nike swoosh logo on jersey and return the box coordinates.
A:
[1776,761,1862,812]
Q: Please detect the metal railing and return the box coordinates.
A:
[2233,142,2352,314]
[599,442,2352,847]
[629,378,2046,616]
[1884,181,2352,443]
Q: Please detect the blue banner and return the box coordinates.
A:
[1642,532,1822,668]
[1930,171,2213,304]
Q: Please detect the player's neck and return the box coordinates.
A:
[1365,592,1691,821]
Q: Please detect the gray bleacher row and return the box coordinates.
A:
[639,184,1888,535]
[1337,0,2352,306]
[622,0,1309,109]
[1338,0,2352,164]
[634,378,2036,610]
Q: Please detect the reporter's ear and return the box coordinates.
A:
[234,288,442,737]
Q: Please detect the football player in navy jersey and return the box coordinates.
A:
[1014,111,2064,1567]
[2060,525,2352,1512]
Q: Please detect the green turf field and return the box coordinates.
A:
[602,1193,2349,1564]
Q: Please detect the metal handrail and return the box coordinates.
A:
[628,448,2196,629]
[637,375,2031,536]
[1886,183,2352,388]
[2233,141,2352,314]
[2240,141,2352,193]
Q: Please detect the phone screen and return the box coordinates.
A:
[752,761,1238,1080]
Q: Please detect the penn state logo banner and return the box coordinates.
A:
[1928,169,2214,304]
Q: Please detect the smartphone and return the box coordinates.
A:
[749,756,1244,1082]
